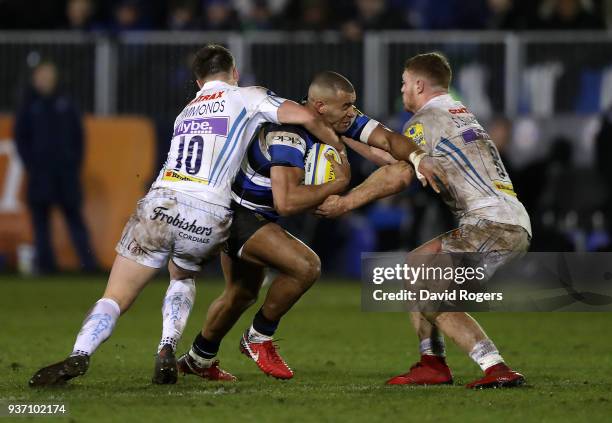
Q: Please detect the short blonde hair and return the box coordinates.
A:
[404,52,452,89]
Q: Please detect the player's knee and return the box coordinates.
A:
[294,252,321,286]
[422,311,440,323]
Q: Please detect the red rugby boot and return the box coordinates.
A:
[466,363,525,389]
[386,355,453,385]
[177,353,237,382]
[239,331,293,380]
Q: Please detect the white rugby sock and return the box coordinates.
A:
[247,325,272,343]
[469,339,505,371]
[419,335,446,357]
[71,298,120,356]
[188,349,215,368]
[158,279,196,352]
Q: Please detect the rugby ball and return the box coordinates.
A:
[304,143,340,185]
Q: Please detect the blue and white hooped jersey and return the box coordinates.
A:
[231,110,379,220]
[152,80,287,208]
[231,123,316,220]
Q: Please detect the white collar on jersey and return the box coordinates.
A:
[417,93,454,113]
[200,80,231,91]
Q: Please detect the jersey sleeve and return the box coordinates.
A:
[342,107,380,144]
[402,110,442,154]
[402,119,427,148]
[241,86,288,124]
[267,128,307,169]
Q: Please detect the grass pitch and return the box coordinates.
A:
[1,274,611,422]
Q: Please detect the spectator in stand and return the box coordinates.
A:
[14,61,99,274]
[538,0,605,30]
[242,0,275,30]
[201,0,241,30]
[280,0,331,31]
[167,0,199,30]
[341,0,408,41]
[232,0,287,30]
[486,0,536,30]
[402,0,489,30]
[63,0,96,31]
[108,0,152,32]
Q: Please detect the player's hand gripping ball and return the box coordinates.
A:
[304,143,341,185]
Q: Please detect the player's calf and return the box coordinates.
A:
[256,251,321,322]
[152,277,196,384]
[236,257,319,380]
[427,313,526,388]
[28,297,120,388]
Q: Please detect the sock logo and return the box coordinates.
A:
[80,313,113,342]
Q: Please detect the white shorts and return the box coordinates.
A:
[440,218,530,279]
[116,188,232,272]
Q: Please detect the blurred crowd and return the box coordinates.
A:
[1,0,611,37]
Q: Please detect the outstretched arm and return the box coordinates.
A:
[343,136,396,167]
[315,161,414,219]
[366,125,448,193]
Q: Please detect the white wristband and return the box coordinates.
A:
[409,151,426,182]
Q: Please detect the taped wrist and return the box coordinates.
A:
[409,150,426,181]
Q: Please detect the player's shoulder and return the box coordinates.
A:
[411,106,448,124]
[350,106,374,125]
[239,85,267,93]
[234,85,264,101]
[406,108,447,133]
[238,86,286,111]
[264,123,311,149]
[416,96,469,122]
[344,106,379,137]
[238,85,280,99]
[265,122,305,135]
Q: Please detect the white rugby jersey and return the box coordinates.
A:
[152,80,287,208]
[403,94,532,236]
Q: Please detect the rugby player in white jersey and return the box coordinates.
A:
[317,53,531,389]
[28,44,343,387]
[154,71,448,382]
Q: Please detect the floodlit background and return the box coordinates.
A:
[1,0,611,276]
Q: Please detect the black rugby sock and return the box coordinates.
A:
[191,333,220,359]
[252,308,279,337]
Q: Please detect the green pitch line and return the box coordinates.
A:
[1,275,611,422]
